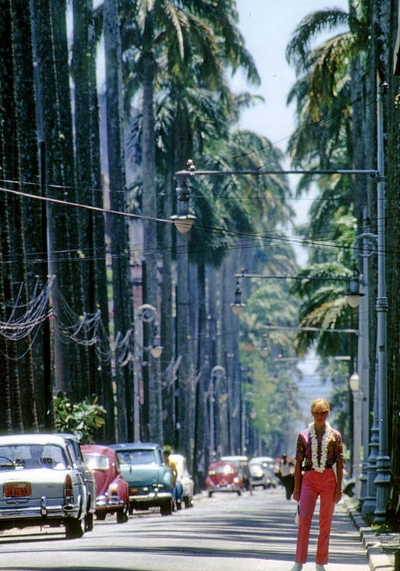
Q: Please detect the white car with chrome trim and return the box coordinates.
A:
[0,433,89,539]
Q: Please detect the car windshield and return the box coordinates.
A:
[117,450,155,466]
[83,454,109,471]
[210,464,235,475]
[0,444,67,470]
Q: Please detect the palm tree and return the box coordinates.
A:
[284,3,372,357]
[286,2,370,223]
[119,0,260,449]
[72,0,115,441]
[103,0,134,442]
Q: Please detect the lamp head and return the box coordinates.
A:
[170,214,196,233]
[230,280,246,315]
[349,371,360,392]
[346,266,364,308]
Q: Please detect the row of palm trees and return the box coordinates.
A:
[0,0,300,488]
[284,0,400,526]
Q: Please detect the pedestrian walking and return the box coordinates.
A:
[290,398,343,571]
[279,453,295,500]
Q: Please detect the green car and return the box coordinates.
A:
[110,442,173,516]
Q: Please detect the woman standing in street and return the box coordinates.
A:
[290,398,343,571]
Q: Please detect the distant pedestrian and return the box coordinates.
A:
[279,453,295,500]
[163,448,180,510]
[290,398,343,571]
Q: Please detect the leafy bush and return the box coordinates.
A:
[54,392,106,443]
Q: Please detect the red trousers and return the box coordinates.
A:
[295,469,336,565]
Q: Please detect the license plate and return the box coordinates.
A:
[4,482,31,498]
[130,487,140,496]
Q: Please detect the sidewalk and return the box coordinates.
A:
[345,500,394,571]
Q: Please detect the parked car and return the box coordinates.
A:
[205,460,243,497]
[169,453,194,508]
[110,442,173,516]
[249,457,279,489]
[220,455,251,490]
[57,433,96,531]
[0,433,90,539]
[81,444,129,523]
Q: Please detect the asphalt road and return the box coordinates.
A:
[0,487,370,571]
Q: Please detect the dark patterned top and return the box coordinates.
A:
[295,425,343,471]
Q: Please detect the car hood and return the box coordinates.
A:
[207,473,236,486]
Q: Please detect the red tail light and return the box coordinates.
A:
[64,474,73,501]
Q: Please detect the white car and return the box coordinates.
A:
[169,453,194,508]
[0,434,90,539]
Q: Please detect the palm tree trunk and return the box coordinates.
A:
[104,0,134,441]
[141,49,163,443]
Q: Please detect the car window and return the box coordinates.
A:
[0,444,67,470]
[117,450,155,465]
[83,453,109,470]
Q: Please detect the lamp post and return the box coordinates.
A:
[373,75,390,524]
[349,372,362,498]
[133,304,163,442]
[209,366,226,461]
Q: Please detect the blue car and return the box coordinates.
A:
[110,443,173,516]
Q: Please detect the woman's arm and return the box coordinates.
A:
[334,460,343,503]
[293,459,303,502]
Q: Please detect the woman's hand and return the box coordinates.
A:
[334,484,342,503]
[293,488,301,502]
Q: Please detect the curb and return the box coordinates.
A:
[347,507,394,571]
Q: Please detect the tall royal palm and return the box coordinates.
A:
[120,0,259,447]
[285,1,371,358]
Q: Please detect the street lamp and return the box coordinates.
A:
[170,161,197,233]
[209,366,226,460]
[133,304,163,442]
[230,278,246,315]
[346,264,365,309]
[349,372,362,499]
[372,75,390,524]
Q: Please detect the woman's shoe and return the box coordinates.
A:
[315,565,326,571]
[290,564,303,571]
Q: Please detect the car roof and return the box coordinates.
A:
[81,444,116,457]
[110,442,162,451]
[0,434,68,447]
[209,460,238,469]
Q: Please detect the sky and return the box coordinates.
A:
[233,0,348,156]
[232,0,348,236]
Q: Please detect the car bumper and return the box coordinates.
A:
[207,485,241,493]
[96,495,125,510]
[128,491,171,505]
[0,502,80,521]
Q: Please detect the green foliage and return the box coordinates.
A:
[54,392,106,444]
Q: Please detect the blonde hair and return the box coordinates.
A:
[311,398,330,414]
